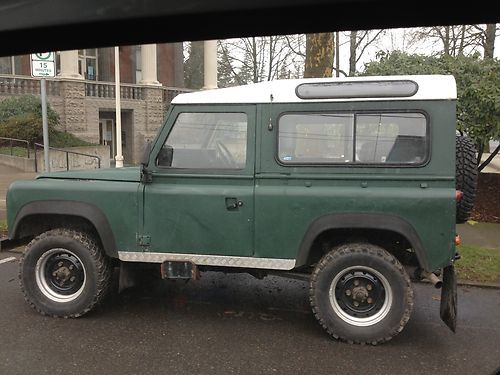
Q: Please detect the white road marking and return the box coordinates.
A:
[0,257,17,265]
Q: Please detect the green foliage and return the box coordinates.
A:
[454,244,500,283]
[0,95,59,144]
[0,219,7,236]
[362,52,500,149]
[0,146,29,157]
[184,41,204,89]
[50,131,94,148]
[0,112,57,144]
[0,95,94,148]
[0,95,59,124]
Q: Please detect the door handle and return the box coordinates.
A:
[225,197,243,210]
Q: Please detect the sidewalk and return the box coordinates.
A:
[457,222,500,248]
[0,164,37,221]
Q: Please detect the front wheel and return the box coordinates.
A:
[310,243,414,344]
[19,228,112,318]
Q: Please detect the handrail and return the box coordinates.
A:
[34,143,101,172]
[0,136,30,158]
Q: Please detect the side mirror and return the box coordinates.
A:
[141,141,152,167]
[157,145,174,167]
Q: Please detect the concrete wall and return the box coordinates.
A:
[0,154,35,172]
[35,145,111,172]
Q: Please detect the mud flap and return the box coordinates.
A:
[440,265,457,333]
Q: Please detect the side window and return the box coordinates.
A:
[158,112,248,169]
[355,113,427,164]
[277,111,427,165]
[278,113,354,163]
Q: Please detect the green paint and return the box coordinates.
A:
[6,98,458,272]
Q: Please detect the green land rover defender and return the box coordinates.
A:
[5,75,478,344]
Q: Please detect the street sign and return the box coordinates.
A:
[30,52,55,77]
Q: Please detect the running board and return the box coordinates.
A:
[118,251,296,271]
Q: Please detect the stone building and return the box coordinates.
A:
[0,43,191,164]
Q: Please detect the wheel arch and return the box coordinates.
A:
[295,213,429,270]
[10,200,118,258]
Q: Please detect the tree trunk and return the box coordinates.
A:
[304,33,334,78]
[484,24,496,59]
[443,26,451,56]
[335,32,340,77]
[349,31,357,76]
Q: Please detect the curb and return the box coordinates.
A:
[457,280,500,289]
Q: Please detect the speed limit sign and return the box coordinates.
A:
[31,52,55,77]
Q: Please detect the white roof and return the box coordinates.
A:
[172,75,456,104]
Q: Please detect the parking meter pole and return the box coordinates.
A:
[40,78,50,173]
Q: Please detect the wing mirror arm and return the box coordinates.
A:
[140,141,153,184]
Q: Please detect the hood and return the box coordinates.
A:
[36,167,141,182]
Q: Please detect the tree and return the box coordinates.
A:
[363,51,500,171]
[184,41,204,89]
[348,30,385,76]
[484,24,496,59]
[413,24,499,58]
[304,33,334,78]
[217,35,301,85]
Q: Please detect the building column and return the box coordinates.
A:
[203,40,218,90]
[58,50,83,79]
[140,44,161,86]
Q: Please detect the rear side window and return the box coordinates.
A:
[356,113,427,164]
[278,111,427,165]
[279,113,354,163]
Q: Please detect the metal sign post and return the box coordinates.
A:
[31,52,55,172]
[40,79,50,172]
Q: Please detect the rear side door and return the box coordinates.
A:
[142,105,256,257]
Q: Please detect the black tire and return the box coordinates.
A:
[19,228,112,318]
[456,135,478,224]
[310,243,414,345]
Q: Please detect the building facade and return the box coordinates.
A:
[0,43,190,164]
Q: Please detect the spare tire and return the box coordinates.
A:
[455,135,478,223]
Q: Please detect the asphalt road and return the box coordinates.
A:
[1,250,499,375]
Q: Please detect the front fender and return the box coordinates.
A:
[10,200,118,258]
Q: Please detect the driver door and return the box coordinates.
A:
[142,105,256,257]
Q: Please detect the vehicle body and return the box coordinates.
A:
[6,75,463,344]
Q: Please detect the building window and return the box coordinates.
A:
[78,49,98,80]
[0,56,22,75]
[135,46,142,83]
[0,56,12,74]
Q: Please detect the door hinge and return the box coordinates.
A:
[137,235,151,246]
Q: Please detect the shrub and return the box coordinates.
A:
[0,113,57,144]
[0,95,59,144]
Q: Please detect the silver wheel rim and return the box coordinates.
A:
[35,248,86,303]
[329,266,393,327]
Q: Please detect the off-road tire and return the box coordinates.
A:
[310,243,414,345]
[19,228,112,318]
[455,135,478,224]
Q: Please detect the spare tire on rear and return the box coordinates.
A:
[455,135,478,224]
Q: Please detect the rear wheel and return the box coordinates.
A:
[310,243,413,344]
[19,228,112,317]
